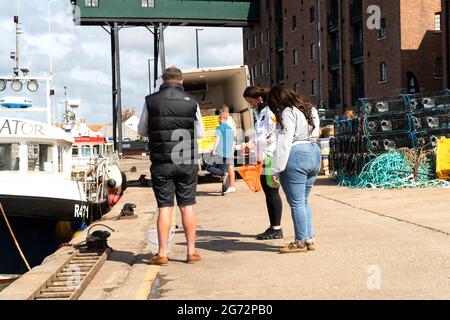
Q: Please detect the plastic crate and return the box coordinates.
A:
[364,113,411,135]
[359,96,407,115]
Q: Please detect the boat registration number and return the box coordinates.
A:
[74,204,89,219]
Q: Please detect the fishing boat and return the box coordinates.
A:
[0,116,125,274]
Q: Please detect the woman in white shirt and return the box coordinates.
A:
[243,86,284,240]
[268,85,321,254]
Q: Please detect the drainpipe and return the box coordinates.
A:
[317,0,323,107]
[338,0,344,112]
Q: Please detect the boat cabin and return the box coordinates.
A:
[0,117,73,178]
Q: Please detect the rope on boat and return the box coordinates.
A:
[0,202,31,271]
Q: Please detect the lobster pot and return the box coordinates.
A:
[413,129,450,149]
[360,97,408,116]
[334,119,359,136]
[410,107,450,131]
[366,133,414,153]
[407,92,450,112]
[364,113,411,135]
[334,136,358,154]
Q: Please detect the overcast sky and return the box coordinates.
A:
[0,0,243,124]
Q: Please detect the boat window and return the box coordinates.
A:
[0,143,20,171]
[27,143,54,172]
[81,145,91,157]
[94,145,100,157]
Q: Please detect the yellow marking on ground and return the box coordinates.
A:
[135,265,159,300]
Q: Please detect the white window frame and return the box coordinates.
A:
[85,0,99,7]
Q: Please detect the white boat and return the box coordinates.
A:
[70,122,126,208]
[0,117,121,274]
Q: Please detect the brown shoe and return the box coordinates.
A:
[147,254,169,266]
[306,236,316,251]
[280,240,308,254]
[186,252,201,264]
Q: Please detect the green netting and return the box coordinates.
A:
[332,150,450,189]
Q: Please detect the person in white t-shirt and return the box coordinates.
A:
[242,86,284,240]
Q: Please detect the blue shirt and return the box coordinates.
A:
[215,123,234,159]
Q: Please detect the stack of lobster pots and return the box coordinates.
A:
[329,90,450,178]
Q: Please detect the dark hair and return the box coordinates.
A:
[162,67,183,81]
[243,86,269,110]
[267,85,315,132]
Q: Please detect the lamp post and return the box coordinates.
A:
[195,28,204,69]
[148,58,154,94]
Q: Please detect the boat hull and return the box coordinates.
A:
[0,217,83,274]
[0,194,110,221]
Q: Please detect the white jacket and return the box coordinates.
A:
[252,106,277,162]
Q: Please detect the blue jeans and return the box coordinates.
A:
[280,143,321,241]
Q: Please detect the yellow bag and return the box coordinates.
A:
[436,137,450,179]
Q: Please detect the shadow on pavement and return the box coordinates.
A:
[107,250,152,266]
[314,177,338,186]
[175,229,282,254]
[127,174,152,188]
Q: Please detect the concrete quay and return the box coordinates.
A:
[2,156,450,300]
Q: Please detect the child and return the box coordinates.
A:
[208,112,236,193]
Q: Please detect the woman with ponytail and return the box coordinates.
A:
[268,85,321,254]
[243,86,283,240]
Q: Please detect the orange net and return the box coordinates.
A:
[236,163,263,193]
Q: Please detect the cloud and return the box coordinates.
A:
[0,0,244,124]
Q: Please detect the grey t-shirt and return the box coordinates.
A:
[272,106,320,175]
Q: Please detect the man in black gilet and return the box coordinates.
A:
[138,67,204,265]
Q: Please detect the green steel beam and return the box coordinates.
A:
[70,0,260,26]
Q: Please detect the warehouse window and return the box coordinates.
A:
[252,35,257,49]
[435,58,443,78]
[310,6,315,23]
[293,49,298,66]
[311,79,317,96]
[292,15,297,31]
[260,32,264,45]
[266,59,271,75]
[293,83,300,93]
[141,0,155,8]
[310,43,317,60]
[435,12,441,31]
[380,62,387,82]
[379,18,387,39]
[85,0,98,7]
[246,38,250,51]
[260,62,265,76]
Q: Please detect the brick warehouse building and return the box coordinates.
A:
[243,0,444,114]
